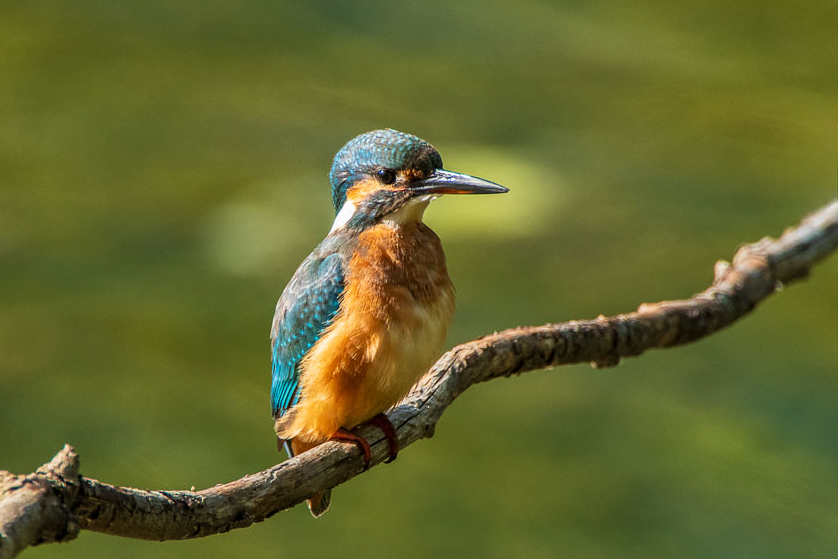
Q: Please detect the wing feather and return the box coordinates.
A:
[270,248,345,418]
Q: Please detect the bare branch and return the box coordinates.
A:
[0,446,80,559]
[2,199,837,557]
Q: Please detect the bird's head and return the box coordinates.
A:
[328,129,507,232]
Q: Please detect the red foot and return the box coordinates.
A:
[369,413,399,463]
[330,428,372,469]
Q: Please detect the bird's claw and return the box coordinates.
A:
[329,414,399,469]
[369,413,399,463]
[330,428,372,470]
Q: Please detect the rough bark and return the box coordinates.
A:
[2,199,837,558]
[0,446,80,559]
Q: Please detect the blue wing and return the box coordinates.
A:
[270,247,345,419]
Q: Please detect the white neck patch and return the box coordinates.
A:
[329,200,358,234]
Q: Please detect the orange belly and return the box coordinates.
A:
[274,221,455,443]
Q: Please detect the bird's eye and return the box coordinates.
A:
[376,168,397,185]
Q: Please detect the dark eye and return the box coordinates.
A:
[376,168,397,185]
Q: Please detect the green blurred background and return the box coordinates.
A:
[2,0,837,557]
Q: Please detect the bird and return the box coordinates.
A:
[270,128,507,516]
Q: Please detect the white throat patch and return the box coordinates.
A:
[382,195,434,228]
[329,194,437,234]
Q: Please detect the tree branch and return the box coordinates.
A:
[2,199,837,558]
[0,446,80,559]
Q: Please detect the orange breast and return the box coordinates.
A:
[274,221,455,443]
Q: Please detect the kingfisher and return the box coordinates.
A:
[270,129,507,516]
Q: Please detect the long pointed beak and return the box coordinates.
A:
[410,169,508,195]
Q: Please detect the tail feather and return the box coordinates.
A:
[307,489,331,517]
[281,437,331,517]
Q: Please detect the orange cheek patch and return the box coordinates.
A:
[345,177,379,203]
[346,171,429,205]
[345,177,404,204]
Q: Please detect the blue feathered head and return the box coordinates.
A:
[329,129,443,213]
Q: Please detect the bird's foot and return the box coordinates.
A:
[330,428,372,470]
[369,413,399,463]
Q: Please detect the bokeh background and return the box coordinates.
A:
[2,0,837,557]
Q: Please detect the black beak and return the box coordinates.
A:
[410,169,508,195]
